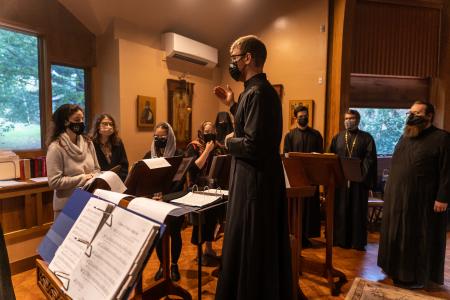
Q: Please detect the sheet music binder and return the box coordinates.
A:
[39,189,167,299]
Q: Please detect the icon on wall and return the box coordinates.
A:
[137,95,156,130]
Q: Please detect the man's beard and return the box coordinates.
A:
[404,123,427,138]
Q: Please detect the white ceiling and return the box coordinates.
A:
[57,0,304,49]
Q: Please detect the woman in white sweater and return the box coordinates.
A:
[46,104,100,218]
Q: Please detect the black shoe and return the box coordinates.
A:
[393,279,424,289]
[154,266,163,281]
[171,264,180,282]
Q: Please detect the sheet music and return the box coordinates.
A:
[0,180,26,188]
[97,171,127,193]
[49,198,109,276]
[170,192,221,207]
[67,206,159,300]
[30,177,48,183]
[202,189,229,196]
[283,164,291,188]
[127,197,179,223]
[93,189,132,205]
[142,157,171,170]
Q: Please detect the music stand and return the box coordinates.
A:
[124,156,184,197]
[124,156,193,300]
[283,153,347,296]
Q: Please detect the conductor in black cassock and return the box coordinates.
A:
[330,109,377,251]
[378,101,450,289]
[213,35,292,300]
[284,105,323,247]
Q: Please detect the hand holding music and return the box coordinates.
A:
[224,132,234,149]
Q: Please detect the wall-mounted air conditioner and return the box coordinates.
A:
[163,32,218,68]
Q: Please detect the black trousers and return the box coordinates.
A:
[156,215,184,264]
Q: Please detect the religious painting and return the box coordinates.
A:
[167,79,194,149]
[288,100,314,129]
[137,95,156,130]
[273,84,284,101]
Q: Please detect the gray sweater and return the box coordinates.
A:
[46,133,100,213]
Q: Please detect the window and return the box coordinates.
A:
[51,65,86,112]
[353,108,409,155]
[0,28,41,150]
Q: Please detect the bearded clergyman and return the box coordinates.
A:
[378,100,450,289]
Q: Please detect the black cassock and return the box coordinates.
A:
[216,73,292,300]
[284,127,323,238]
[378,126,450,285]
[330,129,377,249]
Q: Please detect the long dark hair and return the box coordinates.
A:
[91,113,121,145]
[47,104,85,146]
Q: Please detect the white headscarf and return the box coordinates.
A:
[150,122,176,158]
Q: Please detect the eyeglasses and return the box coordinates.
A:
[230,53,245,63]
[154,135,168,139]
[100,122,114,127]
[405,112,425,117]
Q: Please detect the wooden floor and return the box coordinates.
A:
[11,227,450,299]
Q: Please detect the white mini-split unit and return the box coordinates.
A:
[163,32,218,68]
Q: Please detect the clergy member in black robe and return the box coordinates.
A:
[284,105,323,246]
[378,101,450,288]
[213,35,292,300]
[330,109,377,250]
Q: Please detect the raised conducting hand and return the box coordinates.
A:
[434,200,448,213]
[213,85,235,106]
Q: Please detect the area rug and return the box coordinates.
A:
[345,277,443,300]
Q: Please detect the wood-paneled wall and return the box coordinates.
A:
[351,0,442,77]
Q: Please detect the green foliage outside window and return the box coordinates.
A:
[51,65,85,112]
[354,108,409,155]
[0,28,41,150]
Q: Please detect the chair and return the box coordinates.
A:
[368,191,384,232]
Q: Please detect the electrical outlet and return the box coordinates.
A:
[320,24,326,32]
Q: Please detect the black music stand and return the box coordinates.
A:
[124,156,193,300]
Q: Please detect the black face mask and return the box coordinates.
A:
[406,114,427,126]
[229,62,241,81]
[297,117,308,127]
[154,137,167,149]
[203,133,216,144]
[68,122,85,135]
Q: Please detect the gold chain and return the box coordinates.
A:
[345,131,357,158]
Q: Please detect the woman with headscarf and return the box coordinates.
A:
[143,122,184,282]
[186,121,227,265]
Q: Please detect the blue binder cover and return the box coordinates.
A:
[38,188,92,263]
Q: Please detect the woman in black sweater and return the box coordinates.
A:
[91,114,129,181]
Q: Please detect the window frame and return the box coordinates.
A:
[0,22,91,157]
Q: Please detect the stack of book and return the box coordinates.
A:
[19,156,46,180]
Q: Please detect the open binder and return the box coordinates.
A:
[38,188,180,300]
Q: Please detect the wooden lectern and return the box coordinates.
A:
[285,185,316,300]
[283,153,348,296]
